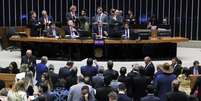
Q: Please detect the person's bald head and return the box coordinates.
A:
[144,56,151,65]
[26,50,32,57]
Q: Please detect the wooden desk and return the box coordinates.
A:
[0,73,16,88]
[10,37,188,61]
[189,75,201,89]
[10,37,188,44]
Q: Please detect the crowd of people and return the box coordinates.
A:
[29,5,165,39]
[0,49,200,101]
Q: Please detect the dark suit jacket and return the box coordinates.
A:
[39,16,53,25]
[95,86,113,101]
[172,64,182,77]
[120,28,137,39]
[118,94,132,101]
[48,71,59,89]
[64,26,79,36]
[0,67,19,74]
[58,67,77,90]
[21,55,37,73]
[165,91,188,101]
[81,65,98,78]
[46,28,60,37]
[66,12,79,26]
[92,74,104,88]
[144,62,155,79]
[103,69,119,80]
[140,94,160,101]
[66,12,78,21]
[188,66,201,75]
[28,18,39,36]
[58,67,71,79]
[118,75,128,85]
[130,74,149,101]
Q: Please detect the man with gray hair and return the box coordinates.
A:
[144,56,155,82]
[35,56,48,85]
[21,49,36,75]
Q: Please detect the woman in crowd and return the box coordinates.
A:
[0,61,19,74]
[24,71,35,96]
[80,85,95,101]
[40,72,53,91]
[7,80,27,101]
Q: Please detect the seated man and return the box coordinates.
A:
[188,61,201,75]
[46,23,60,38]
[64,20,79,38]
[39,10,53,36]
[121,22,136,39]
[92,21,108,38]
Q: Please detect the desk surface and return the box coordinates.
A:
[10,37,188,44]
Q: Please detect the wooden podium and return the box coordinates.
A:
[189,74,201,89]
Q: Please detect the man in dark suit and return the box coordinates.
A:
[39,10,53,31]
[171,57,182,77]
[66,5,79,27]
[64,20,79,38]
[103,60,119,81]
[48,64,59,89]
[118,83,132,101]
[128,66,149,101]
[95,76,113,101]
[144,56,155,81]
[46,23,60,38]
[118,67,128,86]
[141,85,160,101]
[92,66,105,88]
[121,22,136,39]
[165,80,188,101]
[189,61,201,75]
[28,11,39,36]
[58,61,74,79]
[21,50,36,75]
[58,61,75,90]
[81,58,98,78]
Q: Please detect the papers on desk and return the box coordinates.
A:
[15,72,26,82]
